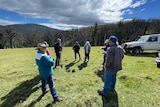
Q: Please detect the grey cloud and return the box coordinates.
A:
[0,0,147,26]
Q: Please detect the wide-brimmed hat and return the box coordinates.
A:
[43,41,49,47]
[35,42,48,50]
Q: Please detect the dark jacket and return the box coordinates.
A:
[54,42,62,54]
[105,44,124,71]
[73,44,80,53]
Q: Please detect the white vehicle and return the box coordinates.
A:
[122,34,160,54]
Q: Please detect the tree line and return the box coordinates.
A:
[0,19,160,49]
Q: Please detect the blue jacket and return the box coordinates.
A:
[84,43,91,53]
[35,50,54,77]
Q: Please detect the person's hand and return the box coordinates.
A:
[103,63,106,69]
[103,51,106,54]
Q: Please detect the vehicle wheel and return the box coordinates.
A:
[132,48,140,54]
[157,63,160,68]
[125,49,130,53]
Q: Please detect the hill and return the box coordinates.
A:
[0,23,62,36]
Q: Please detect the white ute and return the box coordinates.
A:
[122,34,160,54]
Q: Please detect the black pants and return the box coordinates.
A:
[74,51,81,60]
[84,52,90,61]
[103,54,106,65]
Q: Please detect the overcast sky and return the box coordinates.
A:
[0,0,160,30]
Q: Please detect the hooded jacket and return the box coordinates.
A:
[35,50,54,77]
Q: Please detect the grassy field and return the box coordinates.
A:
[0,47,160,107]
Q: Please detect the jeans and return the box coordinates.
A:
[55,53,61,67]
[41,75,58,100]
[103,70,117,94]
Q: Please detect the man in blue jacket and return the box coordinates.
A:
[35,42,63,102]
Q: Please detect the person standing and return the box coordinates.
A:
[43,41,57,80]
[54,38,62,68]
[83,40,91,62]
[102,39,109,66]
[43,41,51,56]
[35,42,63,102]
[98,36,124,96]
[72,41,81,60]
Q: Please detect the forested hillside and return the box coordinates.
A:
[0,19,160,48]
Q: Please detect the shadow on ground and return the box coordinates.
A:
[28,91,51,107]
[0,76,41,107]
[125,52,157,57]
[95,69,119,107]
[78,61,88,70]
[95,69,104,82]
[65,60,80,69]
[102,91,119,107]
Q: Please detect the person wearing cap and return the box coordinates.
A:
[98,36,124,96]
[102,39,109,66]
[54,38,63,68]
[35,42,63,102]
[83,40,91,62]
[72,41,81,60]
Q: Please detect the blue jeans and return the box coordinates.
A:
[41,75,58,100]
[103,70,117,94]
[55,53,61,67]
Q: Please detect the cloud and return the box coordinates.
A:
[40,23,85,30]
[0,19,20,25]
[140,8,145,12]
[123,9,133,14]
[130,0,147,8]
[0,0,147,28]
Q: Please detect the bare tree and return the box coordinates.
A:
[0,33,6,49]
[6,28,17,48]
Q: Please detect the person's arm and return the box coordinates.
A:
[105,48,114,67]
[41,55,54,67]
[73,45,75,50]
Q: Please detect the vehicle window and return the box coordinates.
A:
[147,37,152,42]
[147,36,158,42]
[152,36,158,42]
[137,36,148,42]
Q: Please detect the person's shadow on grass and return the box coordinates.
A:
[78,61,88,70]
[102,90,119,107]
[28,93,46,107]
[95,69,119,107]
[0,75,41,107]
[65,60,80,70]
[95,69,104,82]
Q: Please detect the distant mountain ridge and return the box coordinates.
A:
[0,23,62,36]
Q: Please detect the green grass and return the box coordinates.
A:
[0,47,160,107]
